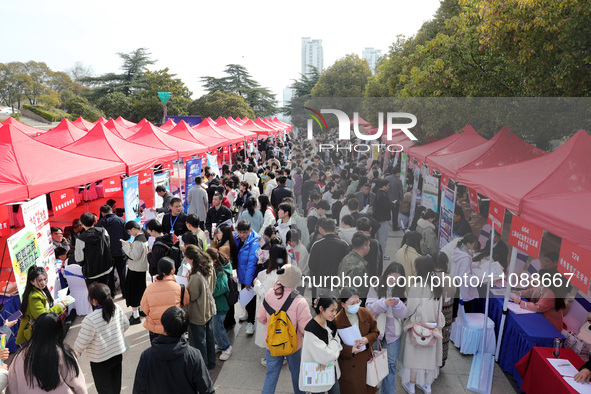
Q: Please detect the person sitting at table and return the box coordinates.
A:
[513,268,554,303]
[575,360,591,383]
[511,272,569,332]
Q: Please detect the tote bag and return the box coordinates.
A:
[367,339,388,387]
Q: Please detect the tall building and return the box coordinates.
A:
[362,47,382,74]
[301,37,323,76]
[283,86,294,107]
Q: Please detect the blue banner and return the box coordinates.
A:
[165,116,202,127]
[184,159,202,211]
[122,174,140,223]
[439,186,456,249]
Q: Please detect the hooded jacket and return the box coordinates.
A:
[416,218,438,256]
[234,230,260,286]
[75,227,113,279]
[212,262,233,314]
[132,335,214,394]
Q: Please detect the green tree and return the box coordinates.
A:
[96,92,132,119]
[311,54,372,97]
[131,68,192,123]
[188,92,255,120]
[64,96,104,122]
[201,64,277,117]
[283,67,320,127]
[22,61,52,104]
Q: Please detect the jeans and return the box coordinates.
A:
[262,348,303,394]
[90,354,122,394]
[295,194,303,214]
[378,221,389,256]
[380,337,401,394]
[212,314,231,351]
[189,320,217,370]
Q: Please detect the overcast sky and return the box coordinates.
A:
[3,0,442,104]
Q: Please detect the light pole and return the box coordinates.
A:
[157,92,171,124]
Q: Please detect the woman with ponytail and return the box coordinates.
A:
[74,283,129,393]
[140,257,190,343]
[450,233,480,315]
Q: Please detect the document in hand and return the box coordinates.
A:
[337,326,367,351]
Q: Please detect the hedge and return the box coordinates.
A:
[23,104,58,122]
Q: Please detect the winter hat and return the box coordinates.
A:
[277,264,302,289]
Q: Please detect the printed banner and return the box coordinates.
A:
[122,175,140,223]
[50,188,76,217]
[558,239,591,295]
[468,188,479,213]
[440,173,449,191]
[163,161,174,175]
[508,215,544,259]
[7,229,40,297]
[207,153,220,177]
[439,186,456,249]
[21,195,49,232]
[153,171,171,210]
[400,154,407,192]
[138,169,153,188]
[421,175,440,213]
[487,199,506,233]
[184,159,202,211]
[102,176,122,197]
[409,166,421,226]
[0,205,11,236]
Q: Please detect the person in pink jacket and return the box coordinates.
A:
[257,264,311,394]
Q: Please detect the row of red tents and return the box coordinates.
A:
[0,115,291,206]
[385,125,591,254]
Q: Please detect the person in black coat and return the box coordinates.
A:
[270,176,294,212]
[205,193,233,238]
[161,198,188,237]
[133,306,214,394]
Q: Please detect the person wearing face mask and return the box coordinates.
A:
[449,233,480,317]
[299,295,343,394]
[334,287,379,394]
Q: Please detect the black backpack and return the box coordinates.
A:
[225,271,239,305]
[150,241,183,273]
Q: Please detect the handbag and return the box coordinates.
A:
[404,294,442,348]
[367,338,388,387]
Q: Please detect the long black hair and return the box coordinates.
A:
[87,283,115,323]
[414,256,442,300]
[217,224,238,264]
[401,231,423,256]
[156,257,175,280]
[456,233,478,249]
[21,266,54,315]
[186,244,213,278]
[378,262,407,301]
[258,194,271,215]
[22,312,80,390]
[246,196,257,217]
[267,245,287,274]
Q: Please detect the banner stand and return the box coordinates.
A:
[176,160,183,202]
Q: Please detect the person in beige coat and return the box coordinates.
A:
[416,209,439,256]
[185,245,217,371]
[299,295,342,393]
[399,256,445,394]
[394,231,423,290]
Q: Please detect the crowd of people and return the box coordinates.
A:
[1,128,576,394]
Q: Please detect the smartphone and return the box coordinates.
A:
[7,310,22,322]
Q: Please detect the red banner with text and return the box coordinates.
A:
[487,199,505,233]
[50,188,76,218]
[508,215,544,258]
[468,188,479,213]
[0,205,10,236]
[163,161,174,175]
[558,240,591,295]
[103,176,122,197]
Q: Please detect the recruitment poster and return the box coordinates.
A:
[184,159,202,211]
[50,188,76,217]
[439,186,456,249]
[123,174,140,223]
[400,154,407,192]
[207,153,220,177]
[558,240,591,295]
[421,174,440,212]
[153,171,171,210]
[409,166,421,225]
[7,229,40,297]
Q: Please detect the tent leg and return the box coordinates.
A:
[228,145,232,167]
[494,247,518,362]
[176,160,183,203]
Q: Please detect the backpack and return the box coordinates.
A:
[263,291,300,357]
[225,271,239,306]
[150,240,183,272]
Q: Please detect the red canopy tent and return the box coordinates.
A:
[127,119,150,133]
[255,118,279,132]
[35,119,86,148]
[214,117,257,140]
[128,122,208,159]
[72,117,95,132]
[408,133,463,163]
[427,127,547,178]
[272,117,292,129]
[160,119,177,132]
[104,119,137,139]
[194,118,244,145]
[424,125,487,169]
[458,130,591,215]
[115,116,137,128]
[0,183,30,205]
[168,120,225,150]
[62,123,177,175]
[2,117,45,137]
[521,192,591,253]
[227,117,245,127]
[240,119,274,137]
[0,124,126,197]
[94,117,108,125]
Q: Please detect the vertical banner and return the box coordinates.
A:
[102,176,122,197]
[508,215,544,259]
[16,196,56,297]
[153,171,171,210]
[409,166,421,225]
[468,188,479,213]
[0,205,11,236]
[439,186,456,249]
[163,161,174,175]
[7,229,40,297]
[122,175,140,223]
[50,188,76,217]
[440,173,449,191]
[421,175,440,212]
[184,159,202,211]
[558,240,591,295]
[207,153,220,177]
[487,199,506,233]
[400,154,408,192]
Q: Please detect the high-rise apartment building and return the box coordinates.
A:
[301,37,324,76]
[362,47,382,74]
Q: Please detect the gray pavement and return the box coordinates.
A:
[64,226,521,393]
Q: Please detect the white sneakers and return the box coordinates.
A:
[246,323,255,335]
[219,346,232,361]
[416,383,431,393]
[402,382,416,394]
[239,312,249,322]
